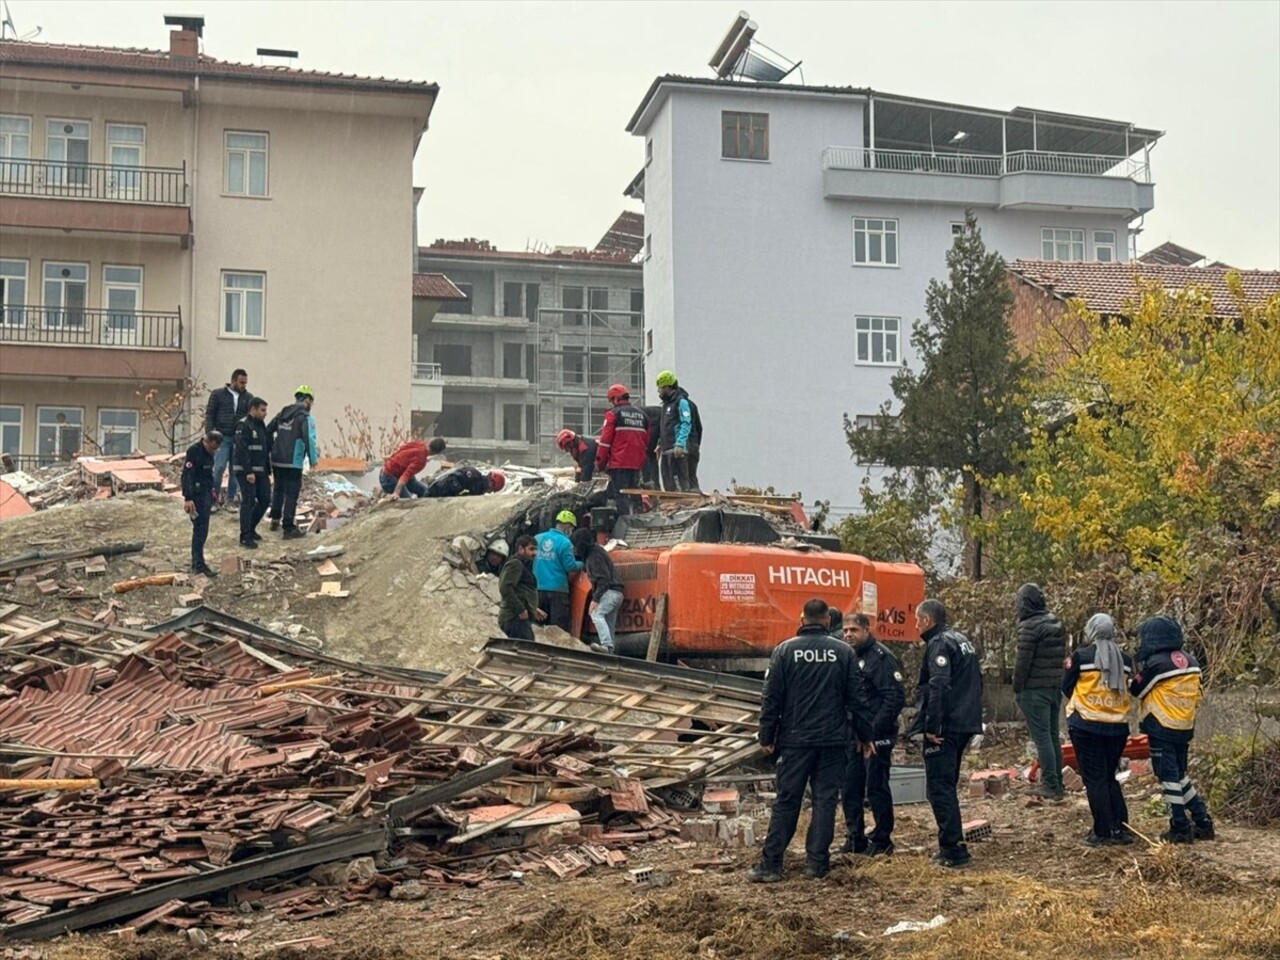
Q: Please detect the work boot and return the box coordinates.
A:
[1111,829,1137,846]
[866,841,895,857]
[934,846,972,868]
[745,865,782,884]
[192,564,218,579]
[251,531,263,541]
[839,836,867,855]
[269,518,280,531]
[802,861,828,880]
[1081,833,1109,847]
[1160,827,1194,845]
[239,537,258,550]
[1028,783,1064,801]
[1193,820,1216,841]
[282,528,305,540]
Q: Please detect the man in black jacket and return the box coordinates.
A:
[909,598,984,868]
[181,431,223,577]
[840,613,906,855]
[1013,583,1068,800]
[233,398,271,549]
[425,466,505,498]
[204,369,251,507]
[749,599,874,883]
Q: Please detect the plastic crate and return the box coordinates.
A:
[889,765,927,805]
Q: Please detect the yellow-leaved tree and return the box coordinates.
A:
[985,274,1279,580]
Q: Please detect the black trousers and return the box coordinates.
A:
[606,467,640,516]
[923,733,972,854]
[239,473,271,541]
[760,745,845,871]
[500,616,534,641]
[1069,728,1129,839]
[189,490,211,569]
[843,737,896,846]
[270,467,303,532]
[539,590,571,633]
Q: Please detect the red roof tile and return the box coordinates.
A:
[412,273,468,301]
[1007,259,1280,318]
[0,40,437,96]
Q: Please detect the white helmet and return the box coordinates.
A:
[488,539,510,558]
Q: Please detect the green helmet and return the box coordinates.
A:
[555,510,577,526]
[294,384,315,399]
[655,370,677,388]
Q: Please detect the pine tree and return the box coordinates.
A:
[844,212,1028,578]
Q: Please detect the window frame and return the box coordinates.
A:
[36,405,84,465]
[41,261,89,329]
[852,414,899,465]
[97,407,140,456]
[0,404,23,458]
[1093,229,1117,263]
[721,110,769,162]
[219,270,266,339]
[0,258,29,328]
[854,315,903,366]
[0,114,32,185]
[562,285,585,326]
[223,130,270,198]
[102,264,144,343]
[852,218,900,268]
[950,222,965,239]
[1041,227,1085,262]
[45,118,90,187]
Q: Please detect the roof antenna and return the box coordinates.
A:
[1,0,43,41]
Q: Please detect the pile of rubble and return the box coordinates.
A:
[0,605,766,943]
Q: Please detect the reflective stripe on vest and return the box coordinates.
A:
[1137,668,1202,730]
[1068,665,1132,724]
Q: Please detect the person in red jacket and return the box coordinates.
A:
[595,384,649,516]
[380,437,446,498]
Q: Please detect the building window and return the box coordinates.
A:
[436,403,473,438]
[0,406,22,458]
[224,131,268,197]
[645,138,653,167]
[98,408,139,456]
[721,111,768,161]
[42,262,88,329]
[1041,227,1085,261]
[0,259,28,327]
[630,288,644,328]
[105,123,145,197]
[589,287,609,327]
[588,346,610,387]
[852,414,898,465]
[503,341,524,379]
[102,265,142,343]
[502,403,526,441]
[562,405,587,436]
[37,407,83,464]
[450,283,474,315]
[563,345,584,386]
[1093,230,1117,262]
[563,286,585,326]
[854,316,901,365]
[0,115,31,183]
[433,343,473,377]
[221,271,265,338]
[46,119,89,187]
[951,222,965,239]
[853,218,898,266]
[524,283,540,322]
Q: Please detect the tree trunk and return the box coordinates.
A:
[962,473,984,580]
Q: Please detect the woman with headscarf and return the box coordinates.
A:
[1062,613,1135,846]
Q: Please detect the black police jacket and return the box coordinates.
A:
[427,466,489,498]
[181,441,216,500]
[760,624,873,749]
[854,637,906,741]
[908,624,984,738]
[232,416,271,477]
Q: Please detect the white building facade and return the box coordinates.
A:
[626,77,1159,515]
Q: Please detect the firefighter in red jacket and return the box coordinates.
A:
[556,429,598,483]
[595,384,649,516]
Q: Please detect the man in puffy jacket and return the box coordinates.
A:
[204,368,251,507]
[840,613,905,856]
[909,598,984,868]
[533,510,582,632]
[748,599,874,883]
[1013,583,1068,800]
[266,386,318,540]
[655,370,702,493]
[425,465,504,498]
[556,430,597,483]
[1130,616,1214,843]
[232,397,271,549]
[595,384,649,515]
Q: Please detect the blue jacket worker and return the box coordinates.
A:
[266,386,318,540]
[533,510,582,632]
[181,430,223,577]
[749,599,874,884]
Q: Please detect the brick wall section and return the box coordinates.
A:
[1005,275,1090,371]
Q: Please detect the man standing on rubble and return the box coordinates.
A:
[909,598,984,868]
[233,398,271,549]
[182,430,223,578]
[424,465,505,498]
[595,384,649,515]
[655,370,702,493]
[267,386,318,540]
[204,368,251,509]
[534,510,583,632]
[840,613,905,856]
[750,599,874,883]
[498,535,545,640]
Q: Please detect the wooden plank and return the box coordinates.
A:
[646,594,667,662]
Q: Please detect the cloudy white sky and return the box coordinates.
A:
[12,0,1280,267]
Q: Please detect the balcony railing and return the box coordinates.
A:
[0,306,183,350]
[822,148,1150,183]
[412,362,443,382]
[0,160,189,205]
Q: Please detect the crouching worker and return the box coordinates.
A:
[1131,616,1214,843]
[380,437,447,498]
[556,430,597,483]
[749,599,874,883]
[426,466,504,498]
[572,528,624,653]
[497,535,545,640]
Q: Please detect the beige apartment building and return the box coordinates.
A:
[0,16,435,464]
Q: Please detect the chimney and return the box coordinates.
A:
[163,14,205,59]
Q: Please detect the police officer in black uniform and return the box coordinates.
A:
[908,598,984,868]
[233,397,272,549]
[749,599,874,883]
[840,612,906,855]
[182,430,223,577]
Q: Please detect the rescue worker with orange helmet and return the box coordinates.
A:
[425,465,505,498]
[595,384,649,515]
[556,429,598,483]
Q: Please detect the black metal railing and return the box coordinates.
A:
[0,306,183,350]
[0,160,188,205]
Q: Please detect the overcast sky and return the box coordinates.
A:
[13,0,1280,267]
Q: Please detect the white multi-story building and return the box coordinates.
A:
[626,76,1160,514]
